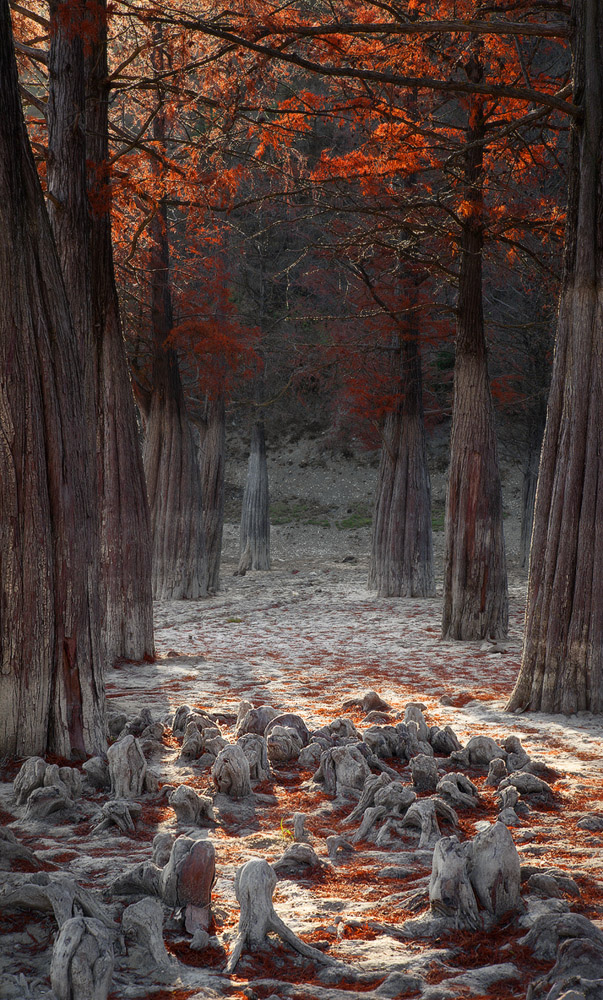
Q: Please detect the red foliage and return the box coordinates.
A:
[423,920,553,997]
[109,991,197,1000]
[0,910,53,952]
[165,939,227,968]
[48,851,79,864]
[0,758,28,782]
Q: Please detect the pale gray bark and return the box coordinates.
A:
[519,398,546,569]
[226,858,342,974]
[50,916,114,1000]
[143,351,208,600]
[106,736,147,799]
[238,419,271,572]
[199,394,226,592]
[369,332,434,598]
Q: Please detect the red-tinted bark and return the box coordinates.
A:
[442,60,508,640]
[86,0,154,659]
[0,0,105,757]
[508,0,603,712]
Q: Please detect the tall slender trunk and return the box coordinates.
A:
[442,66,508,640]
[142,37,207,600]
[519,397,546,570]
[143,194,208,599]
[0,0,105,757]
[200,395,226,592]
[238,419,271,573]
[86,0,154,659]
[238,240,270,574]
[369,324,434,597]
[508,0,603,713]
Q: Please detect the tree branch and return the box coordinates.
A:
[171,19,578,118]
[14,38,48,64]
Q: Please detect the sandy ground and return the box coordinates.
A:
[1,442,602,1000]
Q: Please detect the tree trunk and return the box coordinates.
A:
[143,200,208,600]
[199,395,226,592]
[47,0,91,359]
[238,420,271,573]
[442,68,508,640]
[0,0,105,757]
[519,397,546,570]
[369,329,435,597]
[85,0,154,659]
[507,0,603,713]
[143,50,207,601]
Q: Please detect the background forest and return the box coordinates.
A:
[3,5,603,1000]
[1,0,601,760]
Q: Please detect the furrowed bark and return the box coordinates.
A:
[508,0,603,713]
[0,0,105,757]
[369,325,434,598]
[442,61,508,641]
[143,197,208,600]
[86,0,154,660]
[143,52,207,600]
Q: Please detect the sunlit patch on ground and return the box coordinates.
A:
[2,561,603,998]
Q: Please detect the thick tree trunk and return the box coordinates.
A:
[507,0,603,713]
[369,329,434,597]
[143,201,208,600]
[238,420,270,572]
[199,395,226,592]
[0,0,105,757]
[520,398,546,570]
[86,1,154,659]
[442,76,508,640]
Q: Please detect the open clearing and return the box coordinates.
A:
[2,548,603,999]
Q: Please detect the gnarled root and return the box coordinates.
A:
[225,858,343,974]
[50,915,114,1000]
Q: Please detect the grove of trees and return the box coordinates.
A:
[1,0,601,758]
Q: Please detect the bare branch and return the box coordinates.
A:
[276,18,570,40]
[171,19,578,118]
[9,1,49,29]
[14,38,48,64]
[19,83,47,116]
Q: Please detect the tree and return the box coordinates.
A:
[16,0,154,664]
[194,3,566,635]
[442,48,507,640]
[141,40,208,599]
[0,0,105,757]
[238,416,271,573]
[199,394,226,592]
[507,0,603,713]
[86,0,154,659]
[142,188,208,599]
[369,322,435,598]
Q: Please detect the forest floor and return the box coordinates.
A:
[1,437,603,1000]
